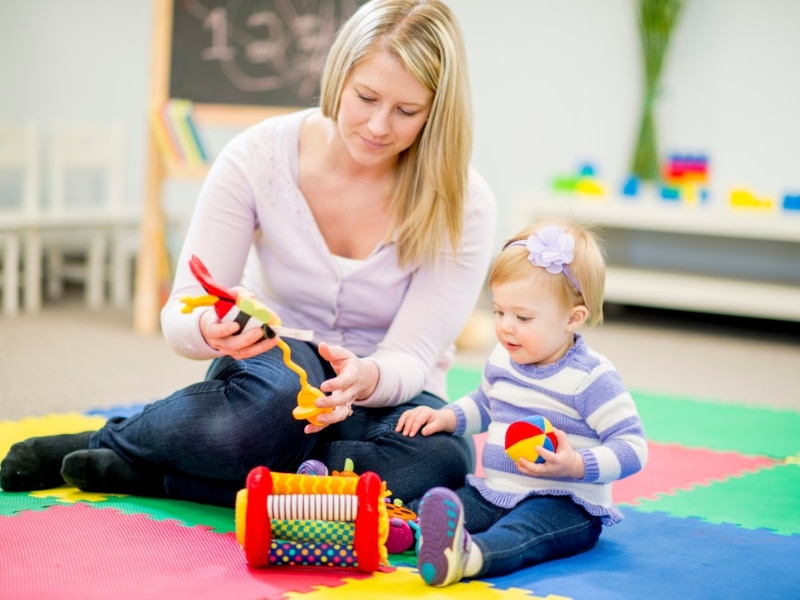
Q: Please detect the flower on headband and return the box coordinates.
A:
[523,226,575,274]
[507,225,583,293]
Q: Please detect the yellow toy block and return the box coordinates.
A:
[575,178,605,196]
[729,189,774,211]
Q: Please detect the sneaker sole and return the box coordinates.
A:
[417,488,464,586]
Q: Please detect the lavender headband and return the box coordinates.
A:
[507,225,582,294]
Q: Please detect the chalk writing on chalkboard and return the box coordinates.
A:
[170,0,364,107]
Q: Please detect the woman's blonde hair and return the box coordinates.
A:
[489,217,606,326]
[319,0,472,267]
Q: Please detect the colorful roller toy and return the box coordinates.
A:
[235,466,391,572]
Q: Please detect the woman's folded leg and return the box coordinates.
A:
[2,340,328,503]
[90,342,328,498]
[315,392,474,504]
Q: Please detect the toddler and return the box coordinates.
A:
[396,217,648,586]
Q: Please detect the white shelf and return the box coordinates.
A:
[533,196,800,242]
[606,267,800,322]
[529,195,800,322]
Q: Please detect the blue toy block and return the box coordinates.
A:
[660,186,680,201]
[783,194,800,211]
[621,176,639,197]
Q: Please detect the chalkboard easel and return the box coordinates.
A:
[134,0,363,334]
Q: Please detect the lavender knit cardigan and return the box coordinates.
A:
[448,334,648,525]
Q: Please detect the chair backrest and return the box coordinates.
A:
[0,122,40,223]
[48,123,124,219]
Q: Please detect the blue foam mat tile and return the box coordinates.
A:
[482,508,800,600]
[85,403,148,419]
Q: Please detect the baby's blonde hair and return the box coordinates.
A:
[489,216,606,326]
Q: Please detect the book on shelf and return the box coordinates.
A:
[151,98,209,170]
[180,100,208,163]
[160,101,185,165]
[168,99,203,167]
[150,107,180,169]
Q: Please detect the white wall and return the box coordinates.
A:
[0,1,152,211]
[452,0,640,240]
[2,0,798,247]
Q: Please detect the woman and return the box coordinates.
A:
[1,0,496,507]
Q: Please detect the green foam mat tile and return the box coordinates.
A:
[0,490,237,534]
[0,491,58,516]
[447,363,482,400]
[79,495,236,533]
[632,462,800,536]
[631,391,800,458]
[387,550,416,568]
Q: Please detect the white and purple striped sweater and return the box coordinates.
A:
[448,334,647,525]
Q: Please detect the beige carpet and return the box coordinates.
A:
[2,289,799,420]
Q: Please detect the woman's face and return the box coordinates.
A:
[336,49,433,168]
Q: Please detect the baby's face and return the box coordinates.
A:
[490,275,577,366]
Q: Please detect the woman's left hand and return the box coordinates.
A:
[515,429,585,479]
[301,342,379,434]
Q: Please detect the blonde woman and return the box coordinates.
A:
[2,0,496,507]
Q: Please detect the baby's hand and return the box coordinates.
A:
[395,406,456,437]
[515,429,585,479]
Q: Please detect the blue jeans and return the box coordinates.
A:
[89,339,473,507]
[457,484,602,578]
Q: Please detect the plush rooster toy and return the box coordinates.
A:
[180,254,331,426]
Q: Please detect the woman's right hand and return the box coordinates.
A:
[199,309,278,360]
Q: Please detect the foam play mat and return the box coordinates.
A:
[1,367,799,599]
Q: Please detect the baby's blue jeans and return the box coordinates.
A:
[457,484,603,578]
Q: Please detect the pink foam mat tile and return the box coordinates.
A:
[614,441,778,505]
[0,502,374,600]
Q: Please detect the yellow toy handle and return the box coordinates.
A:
[275,340,329,426]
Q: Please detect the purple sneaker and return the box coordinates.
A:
[417,487,470,586]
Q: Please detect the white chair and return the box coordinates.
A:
[43,124,138,309]
[0,122,41,316]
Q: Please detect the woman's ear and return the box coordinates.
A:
[566,305,589,332]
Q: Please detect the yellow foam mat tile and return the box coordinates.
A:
[0,413,106,460]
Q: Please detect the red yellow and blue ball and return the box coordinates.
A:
[505,416,558,463]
